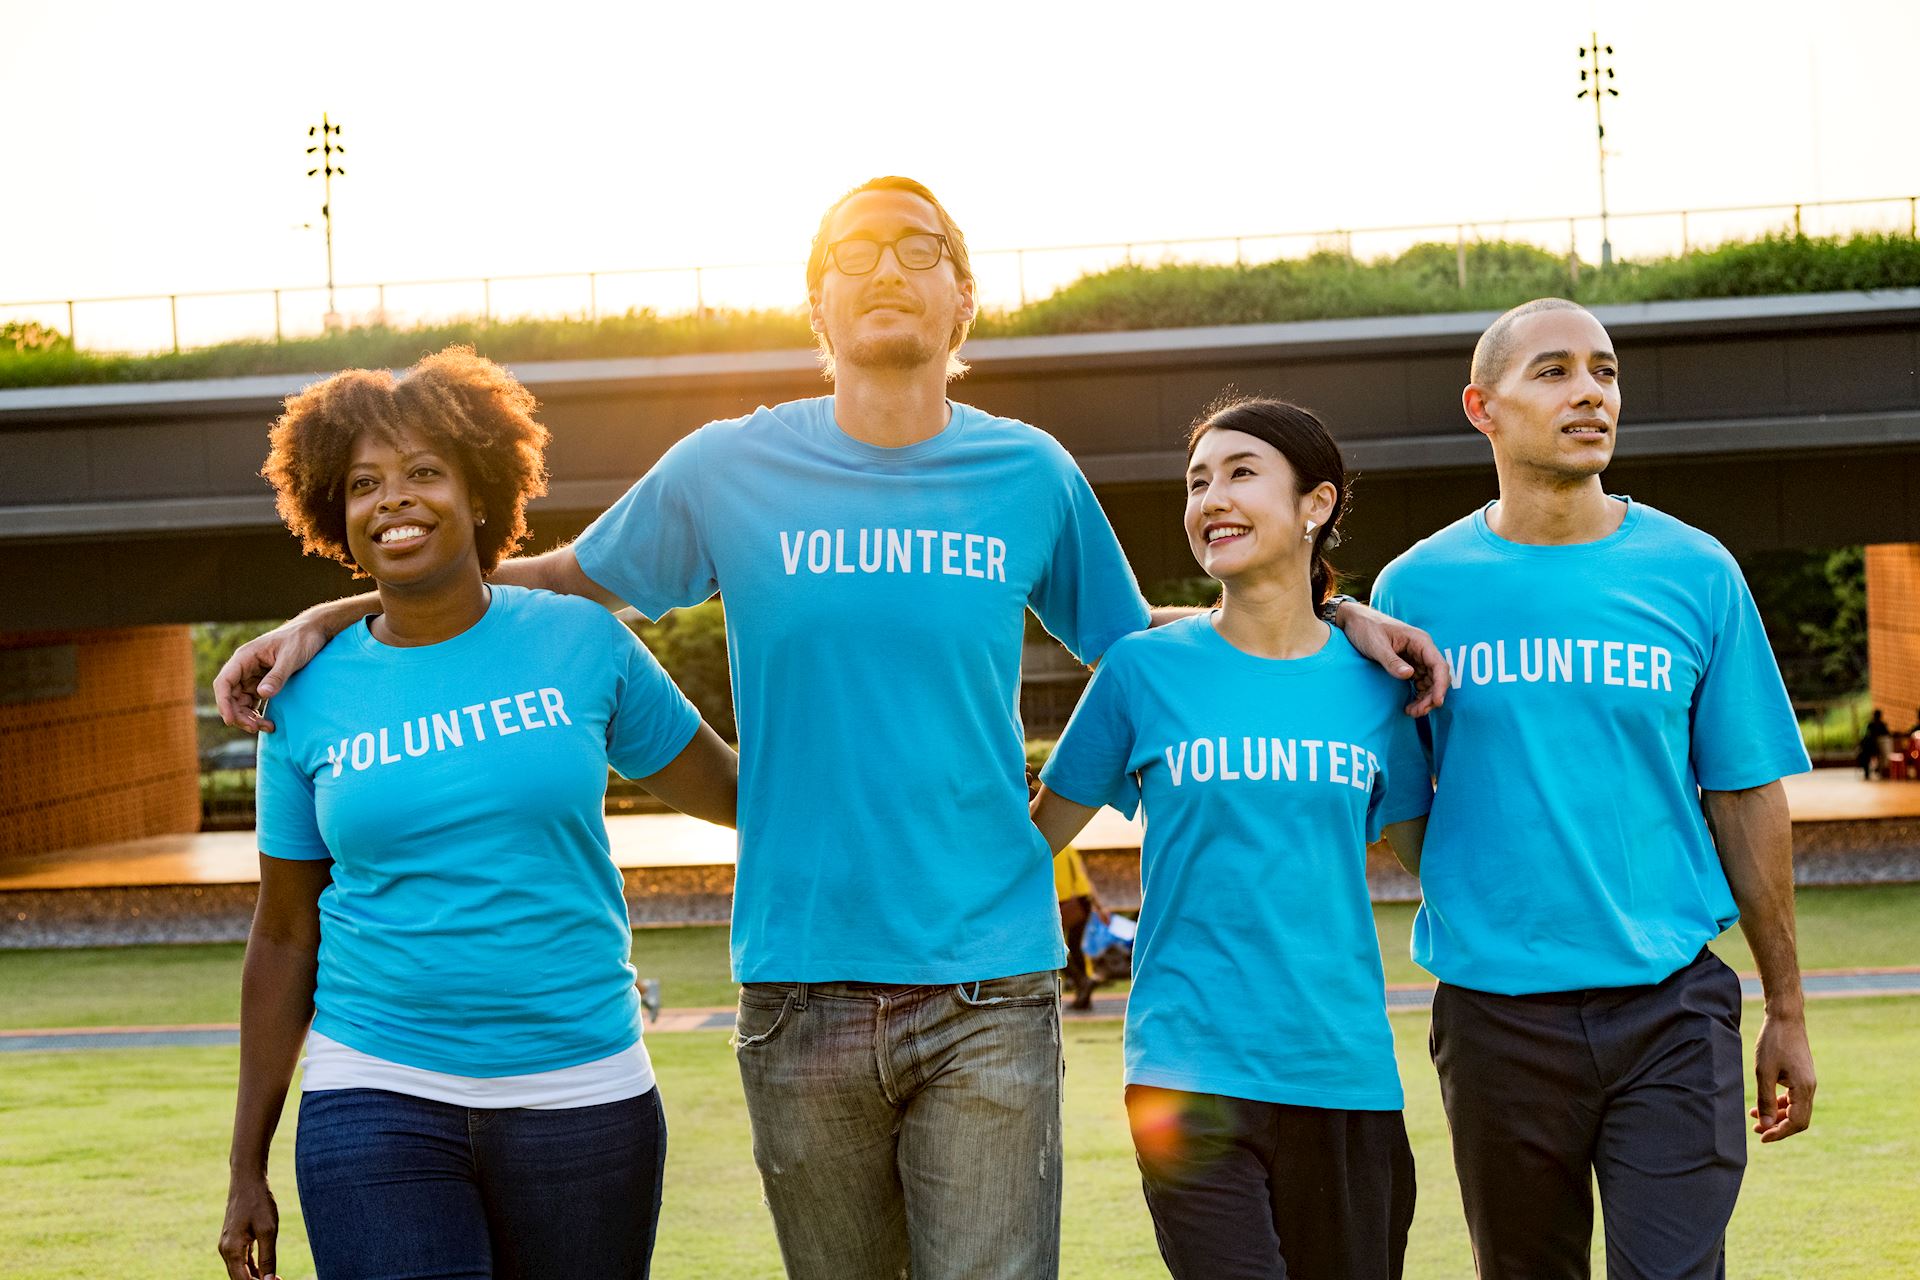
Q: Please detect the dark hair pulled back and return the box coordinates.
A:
[1186,396,1348,607]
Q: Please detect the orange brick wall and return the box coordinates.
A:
[0,627,200,858]
[1867,544,1920,730]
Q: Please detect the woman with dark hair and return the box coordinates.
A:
[1030,397,1432,1279]
[218,347,737,1280]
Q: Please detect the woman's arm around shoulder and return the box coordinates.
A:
[636,723,739,829]
[1031,785,1100,857]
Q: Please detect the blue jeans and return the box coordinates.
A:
[733,973,1064,1280]
[294,1086,667,1280]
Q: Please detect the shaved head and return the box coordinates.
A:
[1471,297,1593,387]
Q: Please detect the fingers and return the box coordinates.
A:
[1751,1072,1816,1142]
[215,639,277,732]
[1758,1074,1815,1142]
[1751,1063,1781,1139]
[1785,1076,1815,1136]
[217,1228,256,1280]
[214,653,259,729]
[259,1229,277,1280]
[1402,646,1452,715]
[1408,634,1451,713]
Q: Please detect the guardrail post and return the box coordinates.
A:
[377,284,386,324]
[1680,210,1690,255]
[483,278,491,325]
[1016,250,1027,308]
[273,290,282,343]
[588,272,598,322]
[1567,218,1580,287]
[1233,237,1243,267]
[1455,226,1467,289]
[1794,204,1803,237]
[1910,196,1916,238]
[170,295,180,353]
[66,300,76,347]
[695,267,705,323]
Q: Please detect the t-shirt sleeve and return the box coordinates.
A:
[1690,559,1812,791]
[572,430,717,621]
[1039,659,1142,818]
[1367,560,1403,620]
[1369,691,1435,839]
[255,713,331,861]
[1027,459,1151,665]
[604,616,705,781]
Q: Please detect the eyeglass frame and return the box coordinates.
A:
[823,232,952,277]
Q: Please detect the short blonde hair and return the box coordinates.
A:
[806,175,975,380]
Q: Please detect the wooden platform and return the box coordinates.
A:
[0,806,1143,892]
[5,772,1918,948]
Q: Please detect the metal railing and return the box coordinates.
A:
[6,193,1916,357]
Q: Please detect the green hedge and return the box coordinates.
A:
[7,232,1919,389]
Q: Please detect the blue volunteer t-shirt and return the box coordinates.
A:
[1370,500,1810,996]
[1041,617,1432,1110]
[572,396,1150,983]
[256,586,702,1076]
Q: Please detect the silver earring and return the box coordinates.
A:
[1303,520,1316,541]
[475,515,487,527]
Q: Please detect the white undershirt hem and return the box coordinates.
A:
[300,1030,655,1110]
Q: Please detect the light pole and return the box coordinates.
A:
[1578,35,1619,268]
[306,114,346,328]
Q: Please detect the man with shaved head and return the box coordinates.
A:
[1372,299,1816,1278]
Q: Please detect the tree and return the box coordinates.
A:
[629,599,735,742]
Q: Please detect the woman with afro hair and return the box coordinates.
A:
[219,346,736,1280]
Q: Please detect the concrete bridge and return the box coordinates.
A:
[4,290,1918,856]
[4,288,1918,628]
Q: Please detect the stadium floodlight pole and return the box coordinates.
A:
[1577,35,1619,268]
[306,114,347,324]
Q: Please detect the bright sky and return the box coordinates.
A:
[4,0,1917,347]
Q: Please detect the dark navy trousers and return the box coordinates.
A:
[1432,948,1747,1280]
[294,1085,667,1280]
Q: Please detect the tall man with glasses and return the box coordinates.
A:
[1372,298,1815,1279]
[218,175,1447,1278]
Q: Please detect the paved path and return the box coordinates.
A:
[7,968,1918,1054]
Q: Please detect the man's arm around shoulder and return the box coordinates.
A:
[215,545,626,731]
[489,545,625,610]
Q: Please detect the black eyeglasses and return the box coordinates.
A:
[825,232,950,276]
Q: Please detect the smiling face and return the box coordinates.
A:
[1184,427,1334,584]
[809,188,976,375]
[342,429,484,590]
[1468,308,1622,481]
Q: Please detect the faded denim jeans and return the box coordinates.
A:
[733,972,1064,1280]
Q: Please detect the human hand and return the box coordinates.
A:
[215,621,330,732]
[1334,601,1450,715]
[1751,1012,1816,1142]
[218,1174,281,1280]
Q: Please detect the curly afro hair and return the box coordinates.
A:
[262,346,550,576]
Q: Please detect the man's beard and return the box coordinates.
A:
[838,329,942,372]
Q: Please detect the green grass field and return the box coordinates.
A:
[2,1002,1914,1279]
[4,883,1918,1032]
